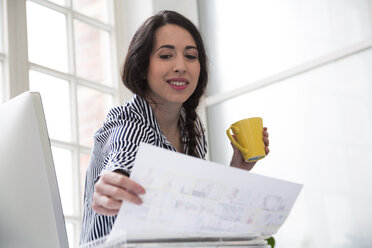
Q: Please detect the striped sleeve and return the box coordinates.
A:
[96,106,153,176]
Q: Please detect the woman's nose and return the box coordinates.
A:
[173,56,186,73]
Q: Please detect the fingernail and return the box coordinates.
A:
[137,187,145,194]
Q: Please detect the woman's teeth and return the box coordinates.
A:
[169,81,187,86]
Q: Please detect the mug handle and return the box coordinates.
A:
[226,126,248,153]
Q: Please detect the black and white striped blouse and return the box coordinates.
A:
[80,94,207,245]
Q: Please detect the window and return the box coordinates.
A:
[1,1,198,247]
[200,0,372,247]
[25,0,118,247]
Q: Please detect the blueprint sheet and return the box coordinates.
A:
[108,142,302,242]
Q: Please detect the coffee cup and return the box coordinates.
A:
[226,117,266,162]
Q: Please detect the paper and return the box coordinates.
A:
[108,143,302,242]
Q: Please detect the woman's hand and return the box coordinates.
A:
[92,171,146,216]
[230,127,270,171]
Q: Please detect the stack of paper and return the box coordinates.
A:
[106,143,303,246]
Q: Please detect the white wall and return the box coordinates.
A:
[199,0,372,247]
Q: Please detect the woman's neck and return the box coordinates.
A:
[149,102,183,152]
[150,102,180,127]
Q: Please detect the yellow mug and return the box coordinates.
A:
[226,117,266,162]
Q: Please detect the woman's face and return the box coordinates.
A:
[147,24,200,108]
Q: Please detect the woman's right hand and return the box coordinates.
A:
[92,171,146,216]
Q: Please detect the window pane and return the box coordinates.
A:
[207,49,372,247]
[77,86,113,147]
[29,70,72,142]
[80,153,90,208]
[74,20,112,85]
[65,222,75,248]
[73,0,109,23]
[201,0,372,95]
[26,1,68,72]
[51,146,75,216]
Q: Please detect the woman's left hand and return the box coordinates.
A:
[230,127,270,171]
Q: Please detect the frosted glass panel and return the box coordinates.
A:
[207,48,372,247]
[51,147,75,216]
[77,86,113,147]
[65,221,74,248]
[73,0,109,23]
[26,1,68,72]
[74,20,112,85]
[201,0,372,95]
[29,70,72,142]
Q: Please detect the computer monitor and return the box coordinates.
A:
[0,92,69,248]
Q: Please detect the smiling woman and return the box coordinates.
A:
[80,10,270,246]
[79,11,209,245]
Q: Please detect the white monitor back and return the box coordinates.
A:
[0,92,69,248]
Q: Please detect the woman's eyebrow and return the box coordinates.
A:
[155,45,198,52]
[155,45,174,52]
[185,45,197,51]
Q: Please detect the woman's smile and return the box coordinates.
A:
[167,78,189,90]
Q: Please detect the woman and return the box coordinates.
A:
[80,10,269,245]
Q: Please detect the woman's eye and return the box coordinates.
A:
[159,54,172,59]
[185,54,198,60]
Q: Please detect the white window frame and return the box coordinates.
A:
[2,0,29,101]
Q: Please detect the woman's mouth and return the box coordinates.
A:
[168,81,188,86]
[167,80,189,90]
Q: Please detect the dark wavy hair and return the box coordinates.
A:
[121,10,208,158]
